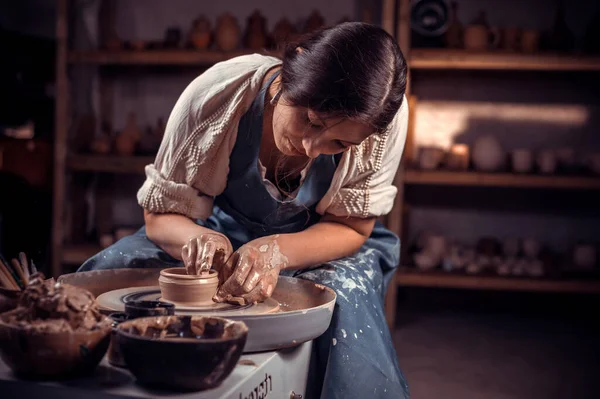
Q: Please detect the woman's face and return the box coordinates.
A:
[272,99,374,159]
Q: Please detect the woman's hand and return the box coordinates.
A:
[213,236,288,305]
[181,234,233,275]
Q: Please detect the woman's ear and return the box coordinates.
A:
[295,46,304,54]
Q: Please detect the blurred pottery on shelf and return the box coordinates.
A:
[446,144,469,170]
[418,146,445,170]
[511,149,533,173]
[215,13,241,51]
[472,135,505,172]
[188,16,212,49]
[536,150,557,174]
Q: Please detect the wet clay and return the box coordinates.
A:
[1,274,110,333]
[159,268,219,306]
[118,315,247,341]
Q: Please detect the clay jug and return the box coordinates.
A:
[271,18,296,48]
[215,13,241,51]
[115,112,141,156]
[244,10,268,50]
[189,15,211,50]
[464,11,499,50]
[444,1,463,48]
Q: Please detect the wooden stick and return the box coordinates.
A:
[0,261,19,290]
[18,252,30,284]
[7,259,24,289]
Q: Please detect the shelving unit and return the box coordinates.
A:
[404,170,600,190]
[409,49,600,71]
[397,267,600,294]
[67,154,154,174]
[387,1,600,326]
[68,49,282,65]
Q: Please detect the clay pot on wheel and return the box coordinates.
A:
[159,268,219,306]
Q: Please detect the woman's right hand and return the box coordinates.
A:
[181,234,233,275]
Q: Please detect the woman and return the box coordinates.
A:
[80,22,409,398]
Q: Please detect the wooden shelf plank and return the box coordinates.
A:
[397,267,600,294]
[404,170,600,190]
[68,49,282,65]
[410,49,600,71]
[67,154,154,174]
[62,244,102,265]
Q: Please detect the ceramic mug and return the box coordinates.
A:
[464,25,500,50]
[419,146,445,170]
[511,149,533,173]
[536,150,556,174]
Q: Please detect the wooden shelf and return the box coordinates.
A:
[68,49,282,65]
[62,244,102,265]
[404,170,600,190]
[397,267,600,294]
[67,154,154,174]
[409,49,600,71]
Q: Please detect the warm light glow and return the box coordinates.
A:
[414,102,591,149]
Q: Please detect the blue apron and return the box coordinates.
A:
[79,71,410,399]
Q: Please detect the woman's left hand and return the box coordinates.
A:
[213,236,288,305]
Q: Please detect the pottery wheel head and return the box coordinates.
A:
[95,286,280,316]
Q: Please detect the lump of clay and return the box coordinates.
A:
[1,274,110,333]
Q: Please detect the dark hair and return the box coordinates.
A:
[280,22,408,133]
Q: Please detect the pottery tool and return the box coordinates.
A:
[0,258,20,290]
[18,252,31,282]
[9,256,28,287]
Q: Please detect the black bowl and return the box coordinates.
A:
[124,300,175,319]
[115,315,248,391]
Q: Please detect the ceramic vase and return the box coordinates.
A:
[215,13,241,51]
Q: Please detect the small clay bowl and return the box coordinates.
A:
[0,317,112,379]
[116,315,248,391]
[0,288,21,314]
[159,268,218,306]
[124,300,175,318]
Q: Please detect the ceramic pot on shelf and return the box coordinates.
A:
[271,18,296,49]
[501,26,521,51]
[215,13,241,51]
[520,29,540,53]
[463,11,500,51]
[444,1,463,48]
[472,135,505,172]
[511,149,533,173]
[115,112,142,156]
[188,15,212,50]
[244,10,268,50]
[536,150,557,174]
[304,10,325,33]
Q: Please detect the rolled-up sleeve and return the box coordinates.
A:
[136,69,245,220]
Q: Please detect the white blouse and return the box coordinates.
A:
[137,54,408,220]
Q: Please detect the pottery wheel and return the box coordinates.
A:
[59,268,336,353]
[96,286,280,316]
